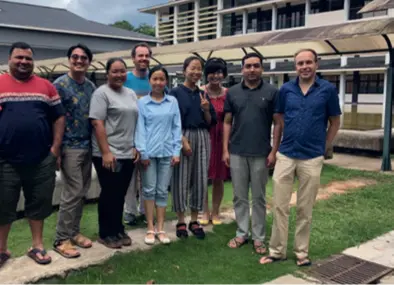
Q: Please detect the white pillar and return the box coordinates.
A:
[344,0,350,21]
[242,9,248,34]
[269,75,275,85]
[155,10,160,46]
[305,0,310,26]
[217,0,223,38]
[270,59,276,70]
[272,4,277,31]
[340,55,348,67]
[194,0,199,42]
[339,72,346,128]
[277,74,284,87]
[173,5,179,44]
[382,70,388,128]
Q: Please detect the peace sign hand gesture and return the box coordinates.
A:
[200,93,210,112]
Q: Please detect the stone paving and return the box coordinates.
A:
[324,153,384,172]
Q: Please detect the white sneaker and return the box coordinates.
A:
[156,231,170,244]
[144,231,155,245]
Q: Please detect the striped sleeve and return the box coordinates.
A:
[48,82,65,121]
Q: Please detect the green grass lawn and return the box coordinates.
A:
[38,164,394,284]
[9,164,394,284]
[8,165,344,258]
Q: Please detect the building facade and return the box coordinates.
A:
[0,0,159,64]
[140,0,392,130]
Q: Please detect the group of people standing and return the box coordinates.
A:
[0,40,341,270]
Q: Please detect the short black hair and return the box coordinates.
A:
[183,56,204,71]
[149,65,169,82]
[241,53,263,66]
[204,57,228,78]
[105,57,127,74]
[67,43,93,62]
[294,48,318,62]
[9,42,34,55]
[131,43,152,58]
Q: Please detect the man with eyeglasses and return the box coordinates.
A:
[223,53,281,255]
[260,48,341,267]
[53,44,96,259]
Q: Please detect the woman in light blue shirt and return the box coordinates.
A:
[135,66,182,245]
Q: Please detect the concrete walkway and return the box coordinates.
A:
[324,153,384,172]
[0,212,236,284]
[266,230,394,284]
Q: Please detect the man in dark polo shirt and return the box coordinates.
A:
[260,48,341,266]
[0,42,65,268]
[223,53,281,254]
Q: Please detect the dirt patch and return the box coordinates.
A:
[292,178,377,205]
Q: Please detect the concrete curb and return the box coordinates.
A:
[0,212,236,284]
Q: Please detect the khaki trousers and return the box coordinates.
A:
[269,152,324,259]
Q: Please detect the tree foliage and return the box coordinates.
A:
[110,20,155,37]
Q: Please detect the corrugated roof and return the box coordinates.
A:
[1,18,394,74]
[0,0,158,42]
[359,0,394,13]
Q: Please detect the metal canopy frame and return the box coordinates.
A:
[1,18,394,170]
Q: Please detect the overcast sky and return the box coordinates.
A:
[7,0,164,26]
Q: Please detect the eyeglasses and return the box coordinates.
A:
[71,54,88,62]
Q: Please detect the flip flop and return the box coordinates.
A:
[296,257,312,267]
[259,256,287,264]
[27,248,52,265]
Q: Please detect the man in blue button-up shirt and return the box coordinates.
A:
[260,48,341,267]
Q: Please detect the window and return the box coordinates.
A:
[222,12,243,36]
[277,3,305,30]
[247,9,272,33]
[346,73,384,94]
[310,0,344,14]
[322,75,340,91]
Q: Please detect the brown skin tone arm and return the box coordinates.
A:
[51,116,65,154]
[91,120,111,155]
[271,113,283,154]
[203,110,212,125]
[223,113,232,153]
[326,116,341,146]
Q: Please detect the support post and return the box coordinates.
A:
[217,0,223,38]
[381,35,393,171]
[194,0,199,42]
[173,5,179,44]
[242,9,248,34]
[382,70,388,128]
[272,4,277,31]
[155,10,160,40]
[339,72,346,128]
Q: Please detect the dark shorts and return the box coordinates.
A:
[0,152,57,225]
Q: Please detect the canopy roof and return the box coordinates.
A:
[2,18,394,75]
[358,0,394,13]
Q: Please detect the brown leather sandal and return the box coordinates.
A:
[53,240,81,258]
[227,237,248,248]
[72,234,92,248]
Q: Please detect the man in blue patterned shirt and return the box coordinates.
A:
[53,44,96,259]
[260,48,341,267]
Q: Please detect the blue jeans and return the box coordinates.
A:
[141,157,172,207]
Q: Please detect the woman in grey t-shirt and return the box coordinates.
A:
[89,58,139,249]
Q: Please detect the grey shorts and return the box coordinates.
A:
[0,152,57,225]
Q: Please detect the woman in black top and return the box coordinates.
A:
[170,56,217,239]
